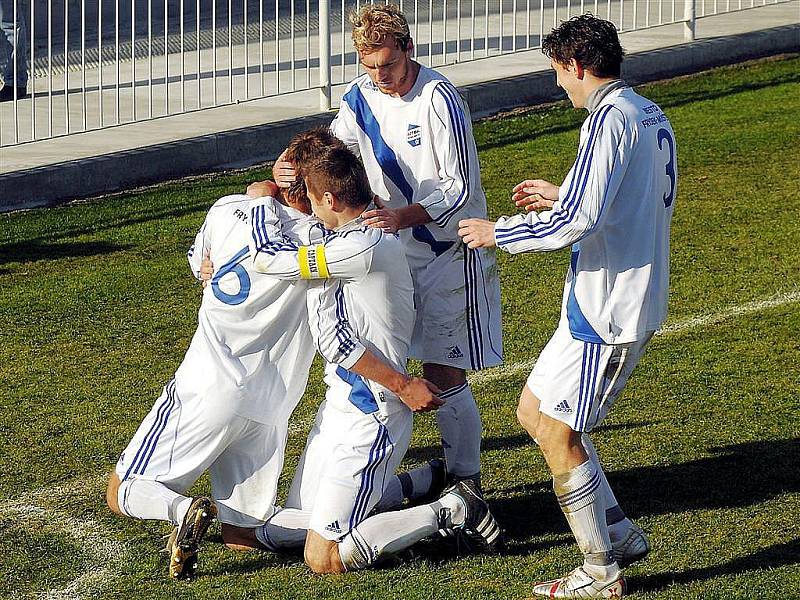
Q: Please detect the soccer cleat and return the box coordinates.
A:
[164,496,217,580]
[532,567,626,598]
[443,479,503,553]
[612,523,650,568]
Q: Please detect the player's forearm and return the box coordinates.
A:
[348,351,409,395]
[395,204,433,229]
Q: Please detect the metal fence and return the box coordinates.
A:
[0,0,792,147]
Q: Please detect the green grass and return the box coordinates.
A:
[1,54,799,599]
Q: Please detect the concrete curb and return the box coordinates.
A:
[1,23,797,211]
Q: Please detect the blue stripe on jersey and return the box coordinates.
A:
[583,344,603,431]
[433,83,470,228]
[334,284,358,358]
[566,249,605,344]
[344,84,453,257]
[576,344,596,431]
[343,85,414,203]
[336,366,379,414]
[125,380,177,480]
[495,105,613,245]
[465,247,484,370]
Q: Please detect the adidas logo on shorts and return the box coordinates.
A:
[446,345,464,359]
[325,520,342,534]
[554,399,573,413]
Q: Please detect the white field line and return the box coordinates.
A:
[469,290,800,386]
[0,476,129,600]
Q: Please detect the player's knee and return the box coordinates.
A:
[534,416,574,457]
[516,402,539,436]
[105,472,124,516]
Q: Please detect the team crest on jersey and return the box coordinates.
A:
[407,123,422,147]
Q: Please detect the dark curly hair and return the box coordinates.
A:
[542,14,624,78]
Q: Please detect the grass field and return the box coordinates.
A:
[1,54,799,600]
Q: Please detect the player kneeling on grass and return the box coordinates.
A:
[458,15,677,598]
[105,177,317,580]
[222,145,502,573]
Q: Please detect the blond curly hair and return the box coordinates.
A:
[350,4,411,53]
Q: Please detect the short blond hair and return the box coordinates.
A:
[350,4,411,53]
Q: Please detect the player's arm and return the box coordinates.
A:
[310,280,442,412]
[253,226,379,282]
[329,98,363,158]
[187,218,211,281]
[487,106,630,254]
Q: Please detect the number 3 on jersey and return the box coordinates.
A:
[211,246,251,305]
[657,128,676,208]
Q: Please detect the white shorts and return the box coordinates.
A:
[285,383,413,541]
[527,323,653,432]
[115,378,286,527]
[410,243,503,371]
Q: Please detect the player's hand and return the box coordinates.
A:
[200,255,214,288]
[363,206,403,233]
[246,179,279,199]
[272,149,297,188]
[398,377,443,413]
[512,179,559,211]
[458,218,497,249]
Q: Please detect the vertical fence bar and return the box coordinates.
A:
[428,0,432,65]
[684,0,695,39]
[457,0,461,62]
[12,0,18,143]
[115,0,120,124]
[48,0,53,137]
[483,0,487,57]
[443,0,447,63]
[132,0,136,120]
[471,0,475,59]
[64,0,69,133]
[341,0,346,82]
[414,0,419,63]
[291,0,296,89]
[632,0,637,30]
[620,0,624,29]
[566,0,571,20]
[197,0,201,106]
[148,0,153,117]
[275,0,279,93]
[319,0,330,109]
[30,0,35,140]
[306,0,311,89]
[212,0,217,105]
[260,0,265,96]
[82,0,86,130]
[553,0,557,29]
[245,0,249,98]
[228,0,233,100]
[165,0,169,115]
[100,0,104,126]
[526,0,530,48]
[513,0,518,51]
[499,0,504,54]
[180,0,185,112]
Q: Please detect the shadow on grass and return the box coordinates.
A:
[0,240,132,265]
[403,421,658,463]
[492,438,800,544]
[630,538,800,594]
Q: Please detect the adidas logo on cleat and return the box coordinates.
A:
[325,520,342,534]
[554,399,573,413]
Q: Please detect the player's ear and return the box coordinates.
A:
[323,191,337,209]
[570,59,585,79]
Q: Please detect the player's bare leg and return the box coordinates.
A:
[221,524,261,551]
[424,363,483,487]
[517,387,625,598]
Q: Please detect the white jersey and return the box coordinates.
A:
[250,200,416,416]
[494,85,677,344]
[179,194,315,424]
[330,65,487,266]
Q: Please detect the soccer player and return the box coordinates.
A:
[226,146,501,573]
[272,3,503,496]
[106,180,316,580]
[458,15,677,598]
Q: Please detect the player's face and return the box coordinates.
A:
[359,39,416,96]
[551,59,581,108]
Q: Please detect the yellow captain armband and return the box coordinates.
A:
[298,244,330,279]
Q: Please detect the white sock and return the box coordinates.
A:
[436,383,482,479]
[581,435,630,542]
[338,493,465,570]
[117,478,192,525]
[553,460,619,581]
[254,508,310,551]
